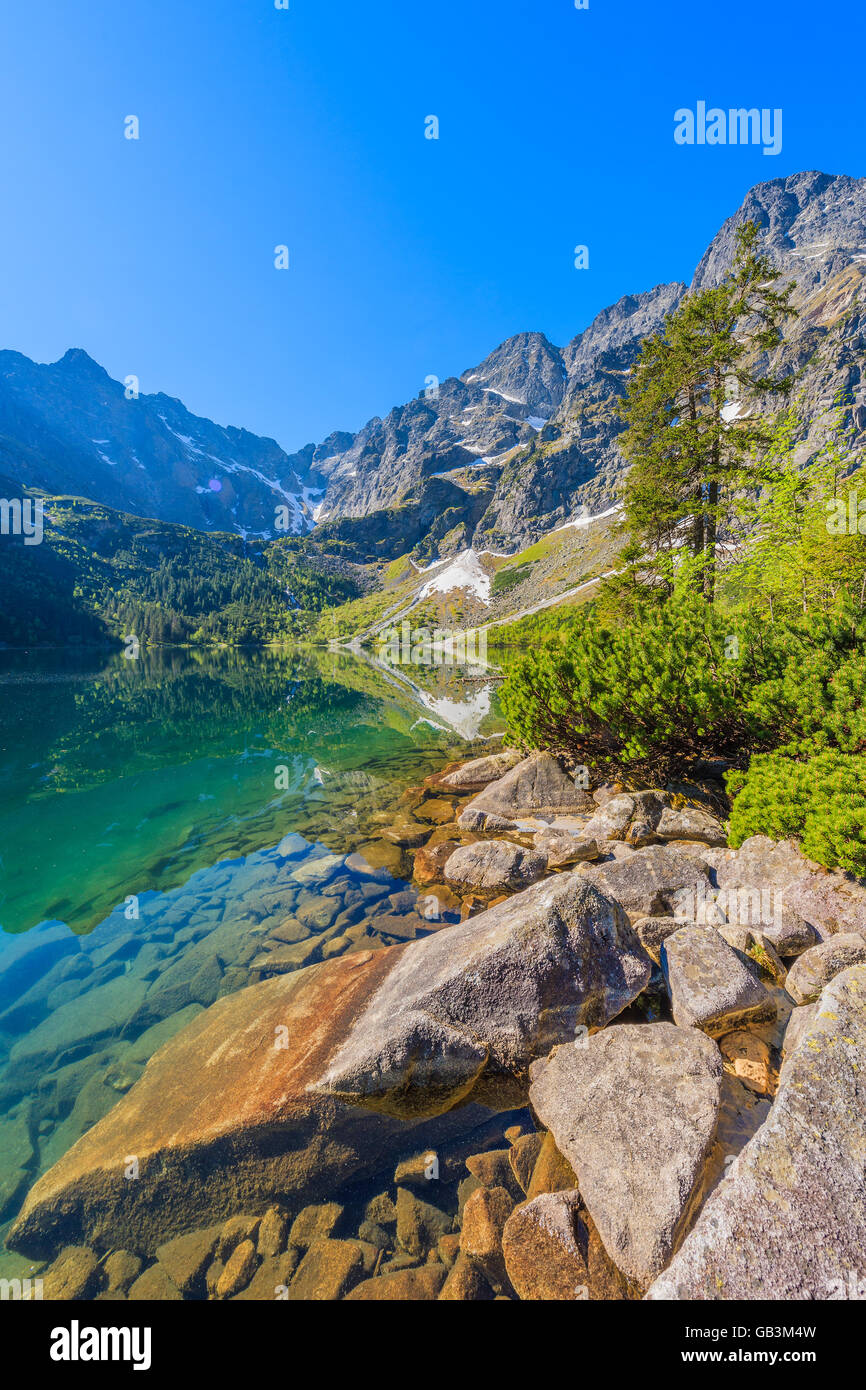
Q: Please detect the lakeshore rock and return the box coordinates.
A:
[780,1003,818,1065]
[534,830,599,868]
[7,952,497,1259]
[457,752,593,831]
[632,916,683,964]
[442,840,547,894]
[580,794,636,843]
[441,749,522,790]
[529,1024,723,1289]
[313,874,652,1119]
[785,933,866,1004]
[713,835,866,941]
[647,965,866,1300]
[580,844,711,920]
[413,840,460,886]
[661,925,776,1036]
[655,806,727,846]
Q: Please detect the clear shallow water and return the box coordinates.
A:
[0,646,504,1262]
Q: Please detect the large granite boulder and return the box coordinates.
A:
[579,844,712,921]
[456,753,593,831]
[784,933,866,1004]
[661,925,776,1036]
[442,840,547,895]
[647,965,866,1299]
[713,836,866,941]
[6,950,498,1261]
[313,874,652,1119]
[529,1024,723,1290]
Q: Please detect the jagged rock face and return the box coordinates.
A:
[314,170,866,558]
[313,332,565,536]
[691,169,866,468]
[0,348,322,538]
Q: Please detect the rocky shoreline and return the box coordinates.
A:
[6,747,866,1300]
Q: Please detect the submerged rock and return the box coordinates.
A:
[7,951,495,1260]
[348,1264,448,1300]
[529,1024,722,1290]
[313,874,651,1119]
[647,965,866,1300]
[501,1191,587,1301]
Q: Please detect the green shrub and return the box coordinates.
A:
[500,594,792,780]
[727,750,866,877]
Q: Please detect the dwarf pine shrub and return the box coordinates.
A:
[502,595,866,874]
[727,749,866,877]
[500,594,792,780]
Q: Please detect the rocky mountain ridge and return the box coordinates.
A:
[2,171,863,561]
[315,170,866,559]
[0,348,324,538]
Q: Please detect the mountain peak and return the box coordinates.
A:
[56,348,110,379]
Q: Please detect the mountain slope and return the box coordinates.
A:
[312,170,866,558]
[0,349,326,538]
[0,479,361,647]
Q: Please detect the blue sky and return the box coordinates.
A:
[0,0,861,454]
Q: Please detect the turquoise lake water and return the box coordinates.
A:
[0,646,504,1267]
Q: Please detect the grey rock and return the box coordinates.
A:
[785,933,866,1005]
[441,748,523,789]
[580,794,636,843]
[647,965,866,1300]
[661,925,776,1036]
[314,873,652,1118]
[534,830,600,868]
[529,1024,723,1289]
[780,1003,818,1067]
[443,839,547,894]
[754,909,819,958]
[456,753,593,832]
[655,806,727,847]
[632,916,683,965]
[580,844,712,920]
[713,835,866,942]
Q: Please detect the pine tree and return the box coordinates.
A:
[619,220,796,600]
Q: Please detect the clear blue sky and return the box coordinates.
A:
[0,0,861,454]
